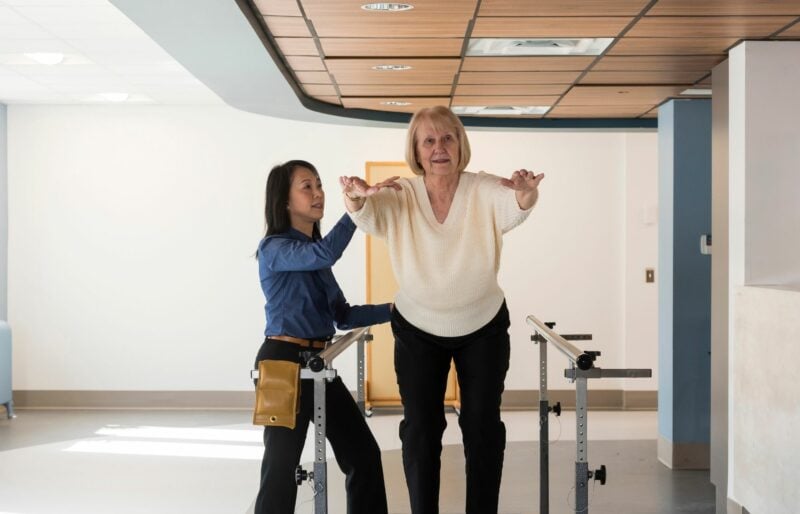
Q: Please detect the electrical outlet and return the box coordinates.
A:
[645,268,655,283]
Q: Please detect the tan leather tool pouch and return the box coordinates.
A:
[253,359,300,429]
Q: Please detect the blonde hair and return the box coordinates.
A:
[405,106,471,176]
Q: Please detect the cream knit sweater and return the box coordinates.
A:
[349,171,533,337]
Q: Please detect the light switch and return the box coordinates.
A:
[646,268,655,283]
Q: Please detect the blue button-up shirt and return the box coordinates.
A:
[257,214,391,339]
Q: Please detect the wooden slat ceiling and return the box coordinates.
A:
[249,0,800,120]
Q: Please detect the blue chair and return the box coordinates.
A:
[0,321,13,419]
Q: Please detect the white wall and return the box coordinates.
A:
[727,41,800,512]
[623,133,659,391]
[733,286,800,514]
[0,103,7,320]
[7,104,657,393]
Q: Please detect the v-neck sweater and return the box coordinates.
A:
[349,171,533,337]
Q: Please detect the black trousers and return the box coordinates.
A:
[392,303,511,514]
[253,339,388,514]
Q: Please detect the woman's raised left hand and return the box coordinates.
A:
[500,169,544,210]
[500,169,544,191]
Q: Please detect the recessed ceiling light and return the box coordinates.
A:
[372,64,413,71]
[361,3,414,11]
[466,38,613,57]
[98,92,130,102]
[451,105,550,116]
[24,52,64,65]
[681,88,712,96]
[380,100,412,106]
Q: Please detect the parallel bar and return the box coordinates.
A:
[315,327,369,365]
[566,368,653,379]
[527,315,585,365]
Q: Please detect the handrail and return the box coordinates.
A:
[308,327,369,372]
[526,315,594,370]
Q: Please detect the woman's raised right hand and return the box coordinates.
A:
[339,175,402,199]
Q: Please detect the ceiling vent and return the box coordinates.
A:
[466,38,613,56]
[451,105,550,116]
[361,3,414,12]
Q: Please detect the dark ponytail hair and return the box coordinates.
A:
[263,160,322,240]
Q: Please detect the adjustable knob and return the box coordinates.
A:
[589,464,607,485]
[549,401,562,417]
[295,466,309,485]
[308,356,325,372]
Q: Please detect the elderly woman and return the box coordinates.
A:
[340,106,543,514]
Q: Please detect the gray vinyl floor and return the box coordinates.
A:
[0,409,714,514]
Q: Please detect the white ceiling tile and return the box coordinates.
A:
[68,38,167,59]
[103,62,188,76]
[0,23,53,38]
[0,38,76,52]
[12,4,130,25]
[0,73,51,90]
[0,0,220,104]
[0,5,31,24]
[144,88,221,105]
[2,0,109,6]
[41,22,147,40]
[1,92,73,104]
[122,75,203,87]
[6,61,107,76]
[28,73,125,88]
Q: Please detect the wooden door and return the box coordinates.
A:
[365,162,460,410]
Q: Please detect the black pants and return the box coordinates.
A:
[253,339,388,514]
[392,303,511,514]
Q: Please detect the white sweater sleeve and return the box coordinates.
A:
[481,172,534,233]
[347,185,402,239]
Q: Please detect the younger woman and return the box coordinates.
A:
[254,160,393,514]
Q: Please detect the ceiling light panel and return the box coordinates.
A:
[361,3,414,12]
[466,38,613,57]
[451,105,550,116]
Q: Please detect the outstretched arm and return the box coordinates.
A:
[500,169,545,210]
[259,214,355,272]
[340,175,402,212]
